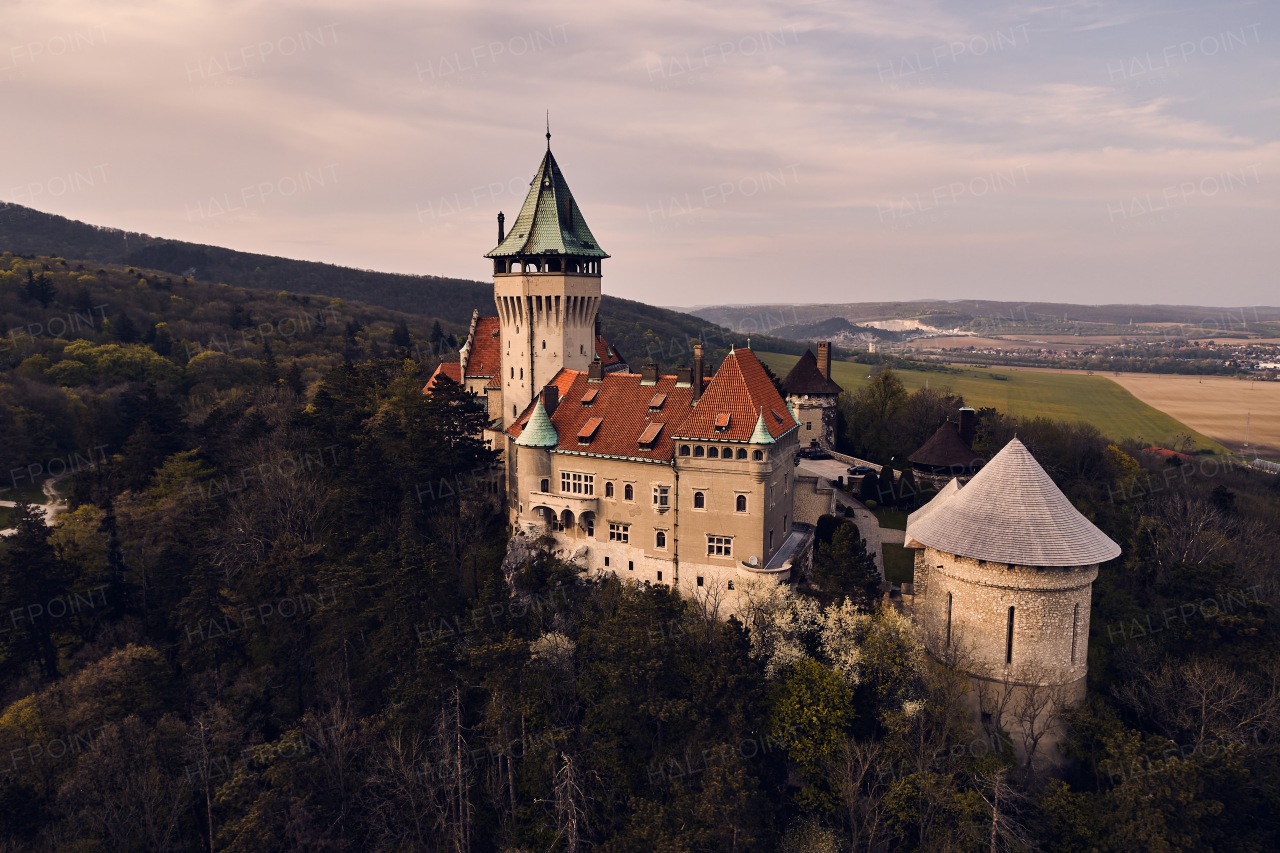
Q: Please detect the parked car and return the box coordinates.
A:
[797,446,832,460]
[847,465,875,476]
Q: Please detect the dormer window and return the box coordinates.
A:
[648,393,667,410]
[577,417,603,444]
[714,413,731,431]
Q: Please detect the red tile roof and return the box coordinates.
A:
[596,335,624,368]
[508,347,796,458]
[674,348,794,442]
[510,370,697,461]
[465,316,502,378]
[423,361,462,393]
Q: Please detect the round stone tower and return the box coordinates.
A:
[904,438,1121,703]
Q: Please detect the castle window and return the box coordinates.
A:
[946,592,953,647]
[605,482,614,498]
[727,580,735,590]
[693,491,705,509]
[629,561,635,571]
[679,445,691,456]
[736,448,747,459]
[653,485,670,508]
[624,484,634,501]
[694,446,705,458]
[707,447,719,459]
[1071,603,1079,663]
[1006,606,1015,664]
[608,523,630,543]
[510,368,514,378]
[561,471,594,496]
[656,570,662,582]
[604,556,610,567]
[584,515,595,537]
[655,530,666,549]
[806,422,812,430]
[707,535,732,557]
[519,368,523,379]
[752,450,764,461]
[769,530,774,550]
[542,340,546,349]
[513,405,517,418]
[539,478,550,493]
[696,576,704,587]
[735,495,747,512]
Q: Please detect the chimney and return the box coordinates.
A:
[640,362,660,385]
[674,366,692,387]
[588,358,604,382]
[817,341,832,380]
[542,384,559,416]
[958,406,976,446]
[497,211,505,243]
[692,343,704,401]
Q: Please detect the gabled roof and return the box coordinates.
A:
[596,335,625,369]
[464,316,502,378]
[486,146,608,259]
[908,421,983,471]
[423,361,461,393]
[509,369,696,461]
[781,349,842,396]
[904,438,1121,566]
[673,347,795,443]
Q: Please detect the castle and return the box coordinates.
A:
[429,136,1121,711]
[426,135,829,609]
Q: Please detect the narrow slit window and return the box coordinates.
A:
[946,592,953,648]
[1071,603,1079,663]
[1005,606,1015,664]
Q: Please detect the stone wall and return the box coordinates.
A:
[913,547,1097,688]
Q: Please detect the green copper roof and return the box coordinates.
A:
[786,400,799,425]
[515,400,559,447]
[486,147,608,259]
[749,409,776,445]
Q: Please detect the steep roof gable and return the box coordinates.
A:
[673,348,795,442]
[464,316,502,378]
[422,361,461,393]
[907,421,983,470]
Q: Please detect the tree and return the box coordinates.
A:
[391,319,412,350]
[811,521,881,607]
[858,469,880,504]
[0,503,68,679]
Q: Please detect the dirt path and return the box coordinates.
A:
[0,476,69,537]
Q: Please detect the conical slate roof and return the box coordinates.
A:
[904,438,1120,566]
[908,421,982,471]
[515,400,559,447]
[781,349,842,396]
[486,146,608,259]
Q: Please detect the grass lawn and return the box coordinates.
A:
[758,353,1227,453]
[0,480,51,504]
[882,543,915,585]
[872,507,908,531]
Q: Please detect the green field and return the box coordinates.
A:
[759,353,1227,452]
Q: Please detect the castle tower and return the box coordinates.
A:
[780,343,843,449]
[904,438,1120,704]
[486,133,608,428]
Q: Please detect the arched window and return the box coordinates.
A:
[655,530,666,548]
[624,484,634,501]
[694,446,705,457]
[736,448,747,459]
[679,445,691,457]
[539,478,549,492]
[735,495,747,512]
[510,367,514,378]
[707,447,719,459]
[583,514,595,537]
[693,491,705,509]
[542,340,546,349]
[512,405,517,418]
[519,368,524,379]
[752,450,764,461]
[605,482,614,498]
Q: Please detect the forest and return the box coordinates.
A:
[1,252,1278,851]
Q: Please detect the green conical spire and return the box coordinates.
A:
[515,400,559,447]
[486,146,608,259]
[749,408,775,445]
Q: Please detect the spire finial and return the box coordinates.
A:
[546,110,551,149]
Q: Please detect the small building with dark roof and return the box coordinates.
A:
[780,342,843,449]
[907,407,983,485]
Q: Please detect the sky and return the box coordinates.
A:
[2,0,1277,309]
